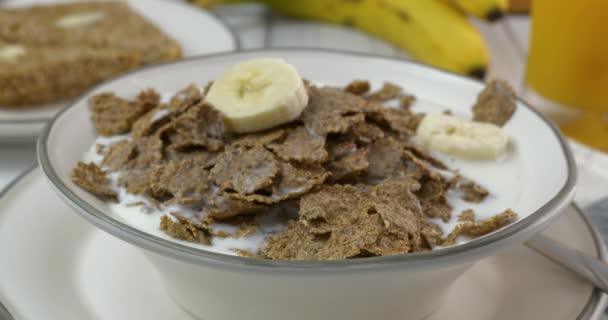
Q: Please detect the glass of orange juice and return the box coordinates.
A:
[524,0,608,151]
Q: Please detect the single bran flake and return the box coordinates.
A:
[442,209,517,246]
[459,181,490,203]
[71,162,117,201]
[472,80,516,126]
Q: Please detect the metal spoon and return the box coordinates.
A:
[526,199,608,294]
[526,235,608,294]
[0,300,14,320]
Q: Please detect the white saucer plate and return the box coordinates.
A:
[0,0,238,143]
[0,167,606,320]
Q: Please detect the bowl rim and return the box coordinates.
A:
[37,48,577,270]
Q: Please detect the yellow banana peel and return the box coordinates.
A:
[189,0,490,77]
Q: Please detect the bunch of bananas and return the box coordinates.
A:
[190,0,508,78]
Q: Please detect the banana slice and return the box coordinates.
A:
[56,12,105,28]
[416,113,509,160]
[205,58,309,133]
[0,45,26,63]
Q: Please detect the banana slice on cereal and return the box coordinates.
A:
[205,58,309,133]
[416,113,509,160]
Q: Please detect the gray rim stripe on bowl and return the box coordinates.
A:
[37,48,578,270]
[0,167,601,318]
[0,0,240,125]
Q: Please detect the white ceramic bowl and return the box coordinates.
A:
[38,49,576,320]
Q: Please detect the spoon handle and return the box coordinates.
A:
[526,235,608,294]
[0,299,14,320]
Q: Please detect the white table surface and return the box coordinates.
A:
[2,4,606,206]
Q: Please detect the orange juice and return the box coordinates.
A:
[526,0,608,151]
